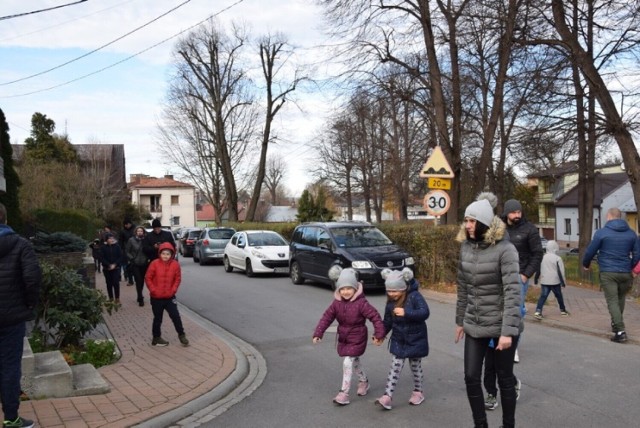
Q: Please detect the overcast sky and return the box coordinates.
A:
[0,0,338,196]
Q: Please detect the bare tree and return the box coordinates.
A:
[245,34,305,221]
[263,153,287,205]
[159,20,257,222]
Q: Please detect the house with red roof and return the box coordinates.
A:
[129,174,195,229]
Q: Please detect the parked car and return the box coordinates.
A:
[223,230,290,277]
[289,221,415,290]
[193,227,236,265]
[178,227,202,257]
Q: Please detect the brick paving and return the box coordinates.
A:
[17,276,638,427]
[19,274,237,428]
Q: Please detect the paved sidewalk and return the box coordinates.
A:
[19,274,238,428]
[424,283,640,344]
[17,276,638,427]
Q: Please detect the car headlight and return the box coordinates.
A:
[250,249,267,259]
[405,257,415,265]
[351,261,372,269]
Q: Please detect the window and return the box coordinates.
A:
[172,216,180,226]
[171,195,179,205]
[564,218,571,235]
[301,227,318,247]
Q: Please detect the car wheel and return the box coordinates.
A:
[290,261,305,285]
[193,251,199,263]
[199,255,206,266]
[224,256,233,272]
[246,259,255,277]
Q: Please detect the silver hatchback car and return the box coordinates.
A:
[193,227,236,265]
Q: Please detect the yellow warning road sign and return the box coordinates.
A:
[427,177,451,190]
[419,146,454,178]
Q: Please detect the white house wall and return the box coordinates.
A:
[131,187,196,228]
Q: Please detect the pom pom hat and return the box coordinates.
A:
[328,266,359,290]
[382,267,414,291]
[464,199,494,227]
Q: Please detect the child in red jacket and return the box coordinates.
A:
[145,242,188,347]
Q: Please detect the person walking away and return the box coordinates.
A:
[145,242,188,347]
[126,226,148,307]
[89,239,102,273]
[313,267,385,406]
[455,198,522,428]
[118,218,136,285]
[143,218,176,264]
[100,233,122,303]
[0,203,41,428]
[375,267,430,410]
[534,240,570,319]
[583,207,639,343]
[501,199,543,362]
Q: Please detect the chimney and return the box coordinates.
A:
[164,174,174,180]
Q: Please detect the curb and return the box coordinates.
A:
[134,304,267,428]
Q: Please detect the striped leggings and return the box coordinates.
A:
[341,356,367,393]
[384,356,423,397]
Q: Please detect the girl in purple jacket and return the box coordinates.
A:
[313,266,385,406]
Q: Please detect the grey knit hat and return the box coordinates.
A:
[503,199,523,214]
[464,199,494,227]
[382,267,414,291]
[329,266,359,290]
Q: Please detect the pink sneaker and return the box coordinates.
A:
[333,391,350,405]
[376,394,392,410]
[357,380,369,396]
[409,391,424,405]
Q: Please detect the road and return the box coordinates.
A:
[178,261,640,428]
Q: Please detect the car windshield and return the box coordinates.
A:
[331,226,393,248]
[247,232,287,246]
[208,229,235,239]
[187,231,201,238]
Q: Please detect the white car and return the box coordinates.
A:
[223,230,290,277]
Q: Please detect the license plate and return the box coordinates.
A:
[212,254,223,258]
[273,267,289,273]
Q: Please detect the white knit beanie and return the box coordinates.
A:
[464,199,494,227]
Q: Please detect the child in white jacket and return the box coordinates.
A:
[534,240,569,319]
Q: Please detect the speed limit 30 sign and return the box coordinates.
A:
[423,190,451,217]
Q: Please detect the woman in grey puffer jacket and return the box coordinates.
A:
[454,198,522,428]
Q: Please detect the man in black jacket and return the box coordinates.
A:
[118,218,136,285]
[0,203,41,428]
[143,218,176,263]
[502,199,543,362]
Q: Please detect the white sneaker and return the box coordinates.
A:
[514,349,520,363]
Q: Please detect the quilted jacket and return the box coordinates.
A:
[0,224,41,327]
[382,279,430,359]
[455,216,522,338]
[313,283,385,357]
[145,243,181,299]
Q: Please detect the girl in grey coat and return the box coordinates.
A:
[454,198,522,428]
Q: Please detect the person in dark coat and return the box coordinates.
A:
[583,207,640,343]
[375,267,430,411]
[0,203,41,428]
[118,218,136,285]
[313,267,385,406]
[100,233,122,303]
[126,226,148,307]
[143,218,176,263]
[89,239,101,273]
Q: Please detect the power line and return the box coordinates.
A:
[0,0,138,44]
[0,0,193,86]
[0,0,245,98]
[0,0,89,21]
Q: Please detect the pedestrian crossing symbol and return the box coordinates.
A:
[419,146,454,178]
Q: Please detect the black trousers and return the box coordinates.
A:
[150,297,185,338]
[131,264,147,303]
[465,335,519,428]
